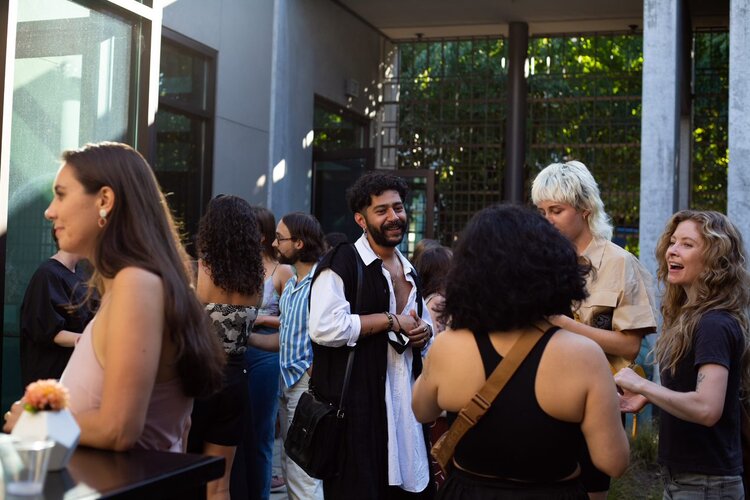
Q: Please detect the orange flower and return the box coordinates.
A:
[22,379,70,412]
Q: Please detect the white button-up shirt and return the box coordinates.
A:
[309,234,432,492]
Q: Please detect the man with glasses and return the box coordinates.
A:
[272,212,327,499]
[309,172,434,499]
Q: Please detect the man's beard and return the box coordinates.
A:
[278,248,300,265]
[366,218,407,248]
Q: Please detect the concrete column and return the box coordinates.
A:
[728,0,750,241]
[639,0,682,277]
[267,0,288,211]
[503,22,528,204]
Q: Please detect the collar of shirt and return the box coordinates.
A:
[354,234,416,279]
[581,236,607,271]
[284,263,317,296]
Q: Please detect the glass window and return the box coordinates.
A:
[153,36,215,254]
[3,0,143,409]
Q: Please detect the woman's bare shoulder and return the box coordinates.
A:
[429,328,474,354]
[547,328,610,366]
[113,266,162,285]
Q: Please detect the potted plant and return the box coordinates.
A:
[11,379,80,471]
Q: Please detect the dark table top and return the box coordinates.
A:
[41,446,224,499]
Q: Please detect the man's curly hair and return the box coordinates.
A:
[443,204,590,333]
[197,195,264,296]
[346,171,409,213]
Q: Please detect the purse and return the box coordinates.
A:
[431,322,547,472]
[284,250,363,479]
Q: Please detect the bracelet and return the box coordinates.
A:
[384,311,394,331]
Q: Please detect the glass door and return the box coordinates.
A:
[2,0,148,409]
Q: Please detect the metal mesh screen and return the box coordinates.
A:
[384,37,507,243]
[526,33,643,252]
[691,30,728,212]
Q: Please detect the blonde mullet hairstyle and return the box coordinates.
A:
[654,210,750,394]
[531,160,613,241]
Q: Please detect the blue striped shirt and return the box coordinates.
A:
[278,265,316,389]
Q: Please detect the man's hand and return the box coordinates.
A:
[404,310,432,349]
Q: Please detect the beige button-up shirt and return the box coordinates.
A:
[575,237,658,365]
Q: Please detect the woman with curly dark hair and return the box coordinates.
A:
[188,195,265,500]
[412,205,629,499]
[616,211,750,499]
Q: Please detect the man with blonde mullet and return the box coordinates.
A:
[531,160,658,500]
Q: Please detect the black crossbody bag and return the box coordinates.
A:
[284,253,363,479]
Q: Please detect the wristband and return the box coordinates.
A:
[384,311,394,331]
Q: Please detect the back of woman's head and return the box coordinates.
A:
[412,239,440,270]
[197,195,264,296]
[250,206,277,259]
[531,160,613,241]
[416,245,452,298]
[62,142,224,398]
[443,204,589,333]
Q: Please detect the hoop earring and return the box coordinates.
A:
[98,209,108,228]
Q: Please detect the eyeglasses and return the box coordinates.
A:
[275,234,296,243]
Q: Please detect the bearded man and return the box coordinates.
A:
[309,172,435,499]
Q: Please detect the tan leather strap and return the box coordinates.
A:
[437,322,548,461]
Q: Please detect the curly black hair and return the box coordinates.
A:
[443,204,590,333]
[197,195,264,296]
[346,171,409,213]
[281,212,326,263]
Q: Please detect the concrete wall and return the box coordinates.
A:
[269,0,385,216]
[163,0,274,206]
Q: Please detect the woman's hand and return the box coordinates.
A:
[614,367,645,393]
[548,314,572,329]
[619,390,648,413]
[2,401,24,433]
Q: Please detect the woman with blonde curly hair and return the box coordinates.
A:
[616,210,750,499]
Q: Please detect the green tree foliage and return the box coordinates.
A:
[691,31,728,213]
[392,31,728,249]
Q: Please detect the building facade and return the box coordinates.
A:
[1,0,748,406]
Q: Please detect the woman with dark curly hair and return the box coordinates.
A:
[616,211,750,499]
[188,195,265,500]
[412,205,629,499]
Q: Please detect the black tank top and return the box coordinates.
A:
[448,327,585,482]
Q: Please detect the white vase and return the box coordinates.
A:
[11,409,80,471]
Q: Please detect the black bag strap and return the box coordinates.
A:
[336,247,364,417]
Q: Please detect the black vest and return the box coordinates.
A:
[309,242,430,498]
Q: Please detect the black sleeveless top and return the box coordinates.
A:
[448,327,585,482]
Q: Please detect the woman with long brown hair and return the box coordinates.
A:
[4,142,225,452]
[616,210,750,499]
